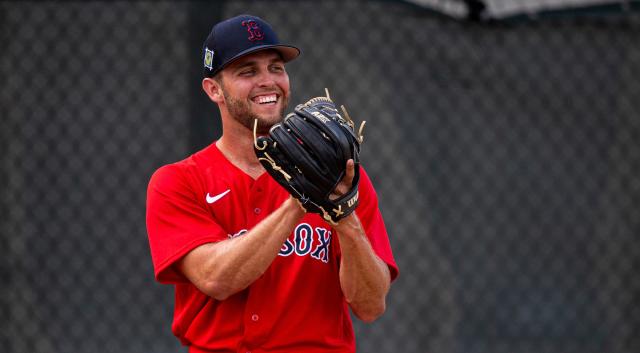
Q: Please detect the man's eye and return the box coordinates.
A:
[240,70,255,76]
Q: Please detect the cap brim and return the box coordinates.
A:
[267,45,301,62]
[217,44,301,74]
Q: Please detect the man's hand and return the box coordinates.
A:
[331,159,356,200]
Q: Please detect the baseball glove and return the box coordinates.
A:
[254,90,365,225]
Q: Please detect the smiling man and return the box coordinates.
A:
[145,14,398,353]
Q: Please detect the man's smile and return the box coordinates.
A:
[252,93,279,105]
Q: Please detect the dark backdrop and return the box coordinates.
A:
[2,1,639,352]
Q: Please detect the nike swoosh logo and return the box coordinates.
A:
[206,189,230,204]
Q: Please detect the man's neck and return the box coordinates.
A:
[216,128,265,180]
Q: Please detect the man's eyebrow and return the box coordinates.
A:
[232,61,257,71]
[232,56,284,71]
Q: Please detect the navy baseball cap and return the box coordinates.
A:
[202,14,300,77]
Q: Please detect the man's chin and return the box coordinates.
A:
[255,118,281,134]
[242,115,283,135]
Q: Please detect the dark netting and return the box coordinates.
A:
[2,1,639,353]
[2,2,190,353]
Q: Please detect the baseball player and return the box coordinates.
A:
[146,14,398,353]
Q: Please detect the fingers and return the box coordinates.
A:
[289,196,308,214]
[330,160,355,200]
[345,159,355,182]
[338,159,355,192]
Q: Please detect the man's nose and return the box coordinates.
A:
[256,70,277,87]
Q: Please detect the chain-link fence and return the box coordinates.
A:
[2,1,639,353]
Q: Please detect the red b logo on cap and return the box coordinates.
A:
[242,20,264,41]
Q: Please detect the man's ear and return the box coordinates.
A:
[202,77,223,103]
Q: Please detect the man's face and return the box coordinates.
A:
[218,50,291,134]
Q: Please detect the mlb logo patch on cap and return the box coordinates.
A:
[204,48,214,70]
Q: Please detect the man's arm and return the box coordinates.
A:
[331,160,392,322]
[177,197,305,300]
[335,213,391,322]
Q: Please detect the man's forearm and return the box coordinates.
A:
[336,214,391,322]
[179,197,305,300]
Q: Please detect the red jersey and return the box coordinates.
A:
[146,143,398,353]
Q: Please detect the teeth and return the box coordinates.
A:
[256,95,277,104]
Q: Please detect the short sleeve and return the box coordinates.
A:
[353,168,399,281]
[146,163,227,284]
